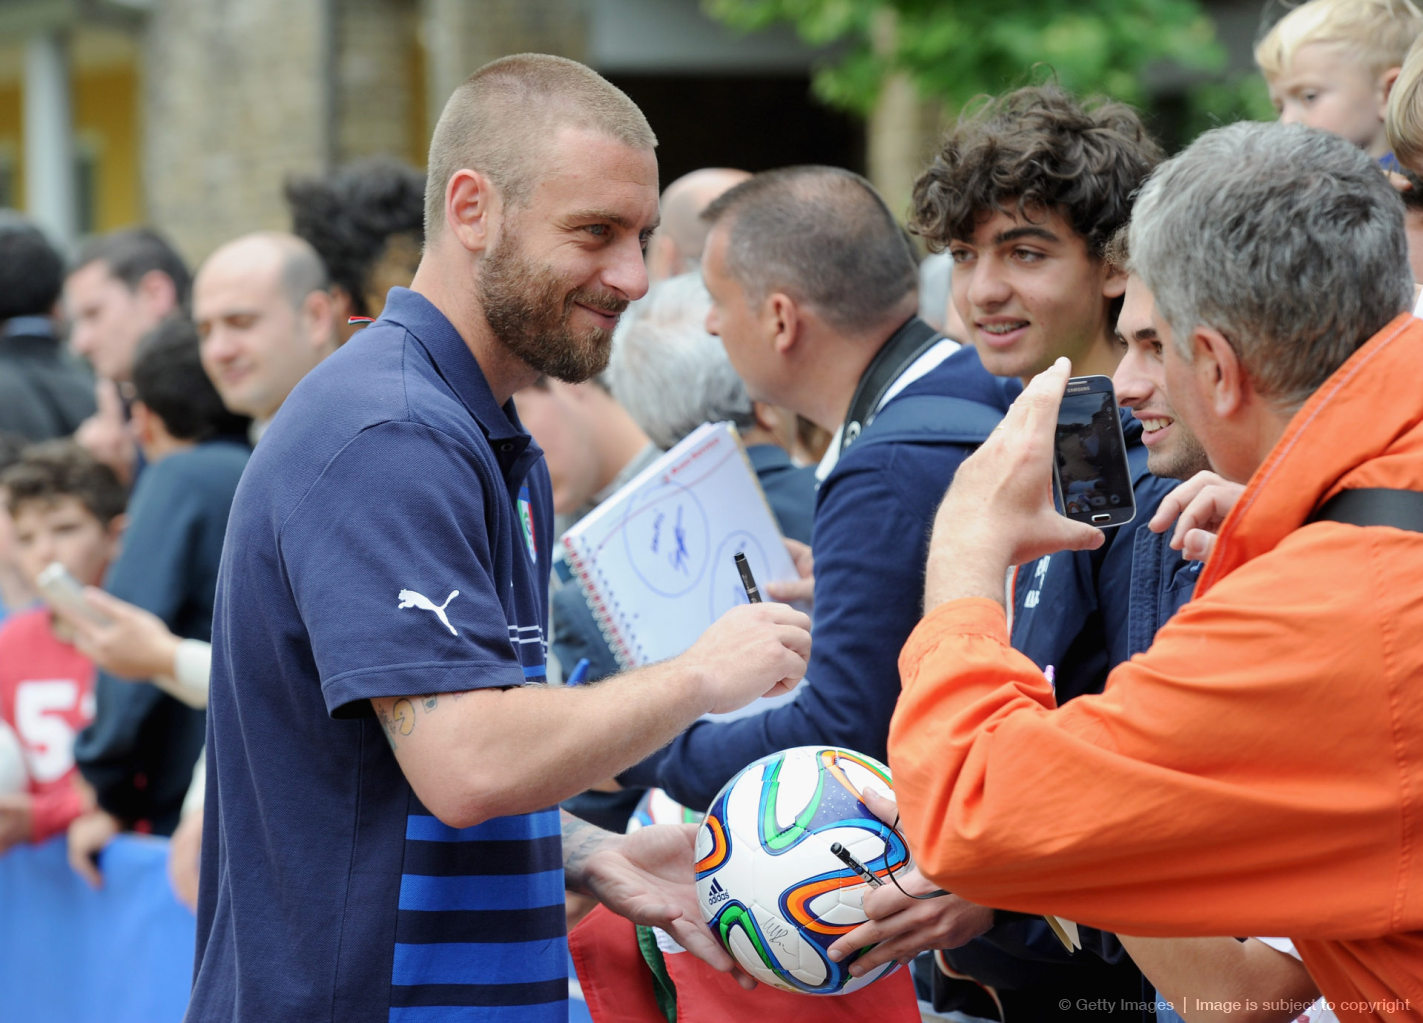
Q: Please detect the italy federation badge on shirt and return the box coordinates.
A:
[518,485,538,565]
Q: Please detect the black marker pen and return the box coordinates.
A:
[830,841,883,888]
[733,551,762,604]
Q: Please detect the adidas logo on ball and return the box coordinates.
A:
[706,878,730,906]
[695,746,910,996]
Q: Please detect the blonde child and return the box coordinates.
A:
[1256,0,1423,163]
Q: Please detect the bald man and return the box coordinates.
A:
[645,167,750,282]
[193,232,339,430]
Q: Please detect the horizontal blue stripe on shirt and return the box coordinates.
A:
[392,936,570,986]
[399,870,565,912]
[405,811,561,842]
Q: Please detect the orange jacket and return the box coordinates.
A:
[889,313,1423,1021]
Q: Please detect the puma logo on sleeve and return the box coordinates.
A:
[397,588,460,636]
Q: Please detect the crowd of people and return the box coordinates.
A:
[1,1,1422,1021]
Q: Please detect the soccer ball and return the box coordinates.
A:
[0,719,29,795]
[694,745,909,995]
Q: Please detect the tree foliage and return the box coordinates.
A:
[703,0,1237,117]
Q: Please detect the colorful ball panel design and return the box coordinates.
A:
[694,746,909,995]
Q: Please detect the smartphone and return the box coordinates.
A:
[1052,376,1136,528]
[35,562,110,624]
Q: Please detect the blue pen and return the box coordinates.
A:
[565,658,591,686]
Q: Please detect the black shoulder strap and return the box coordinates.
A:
[840,316,943,452]
[1308,488,1423,532]
[851,393,1005,449]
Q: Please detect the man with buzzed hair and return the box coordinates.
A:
[645,167,751,282]
[189,54,810,1023]
[193,231,339,432]
[618,165,1010,814]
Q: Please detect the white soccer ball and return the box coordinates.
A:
[0,719,29,795]
[694,745,909,995]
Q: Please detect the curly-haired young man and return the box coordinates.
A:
[832,85,1178,1022]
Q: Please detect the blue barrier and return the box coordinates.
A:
[0,835,600,1022]
[0,834,195,1022]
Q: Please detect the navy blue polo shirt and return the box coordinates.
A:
[189,288,563,1023]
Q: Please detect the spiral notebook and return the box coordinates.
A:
[556,421,798,670]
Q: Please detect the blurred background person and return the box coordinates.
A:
[69,317,248,876]
[0,442,125,860]
[285,157,425,343]
[194,231,339,437]
[0,433,38,620]
[645,167,750,283]
[63,228,191,486]
[0,213,95,444]
[606,272,816,544]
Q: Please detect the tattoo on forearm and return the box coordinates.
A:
[561,810,611,895]
[376,706,398,751]
[378,694,447,752]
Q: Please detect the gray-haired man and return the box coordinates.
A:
[890,121,1423,1019]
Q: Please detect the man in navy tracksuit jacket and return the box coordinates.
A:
[620,345,1009,806]
[619,166,1012,809]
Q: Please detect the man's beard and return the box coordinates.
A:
[479,237,626,383]
[1150,430,1212,483]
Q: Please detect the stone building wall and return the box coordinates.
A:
[139,0,589,265]
[140,0,334,264]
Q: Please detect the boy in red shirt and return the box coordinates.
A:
[0,442,125,853]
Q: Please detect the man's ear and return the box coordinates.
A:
[1191,326,1247,419]
[446,169,501,255]
[765,292,801,357]
[135,269,179,317]
[1102,262,1128,300]
[300,288,337,354]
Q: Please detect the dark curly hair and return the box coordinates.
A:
[2,439,126,526]
[911,84,1163,259]
[285,158,425,319]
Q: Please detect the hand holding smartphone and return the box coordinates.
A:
[35,562,112,625]
[1052,376,1136,529]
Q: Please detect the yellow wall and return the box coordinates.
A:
[0,61,139,231]
[0,80,19,207]
[74,65,139,231]
[407,34,428,169]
